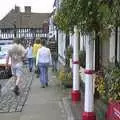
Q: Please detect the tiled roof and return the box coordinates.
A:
[0,7,50,28]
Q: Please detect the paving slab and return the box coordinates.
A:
[0,68,67,120]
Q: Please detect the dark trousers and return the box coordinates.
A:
[52,58,57,71]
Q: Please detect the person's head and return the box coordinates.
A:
[35,38,40,44]
[40,40,46,46]
[13,38,21,44]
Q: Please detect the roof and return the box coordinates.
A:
[0,6,50,28]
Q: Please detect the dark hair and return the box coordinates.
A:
[41,40,46,46]
[13,38,21,44]
[35,39,41,44]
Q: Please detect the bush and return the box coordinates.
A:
[95,63,120,101]
[58,67,72,88]
[58,67,72,81]
[104,63,120,101]
[95,73,105,99]
[58,67,65,81]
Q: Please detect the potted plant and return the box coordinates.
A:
[58,67,72,88]
[104,63,120,102]
[95,63,120,120]
[94,69,104,98]
[95,63,120,102]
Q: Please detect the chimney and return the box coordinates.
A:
[25,6,31,13]
[15,6,20,13]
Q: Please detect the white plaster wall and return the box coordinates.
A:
[109,31,115,62]
[58,30,62,56]
[58,30,66,66]
[117,27,120,62]
[80,33,84,51]
[70,33,74,47]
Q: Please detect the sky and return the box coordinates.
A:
[0,0,55,20]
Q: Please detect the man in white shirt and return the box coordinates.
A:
[36,40,52,88]
[6,38,26,96]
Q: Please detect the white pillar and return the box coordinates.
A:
[71,26,80,102]
[82,34,96,120]
[85,35,94,111]
[73,26,79,90]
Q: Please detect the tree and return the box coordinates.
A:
[54,0,120,35]
[54,0,120,119]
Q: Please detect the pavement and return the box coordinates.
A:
[0,68,33,113]
[62,91,84,120]
[0,67,107,120]
[0,68,68,120]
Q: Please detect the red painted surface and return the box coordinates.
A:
[106,101,120,120]
[84,69,94,74]
[71,90,80,103]
[72,60,80,64]
[82,112,96,120]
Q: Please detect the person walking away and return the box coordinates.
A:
[6,38,26,96]
[36,40,52,88]
[32,39,41,76]
[25,42,33,72]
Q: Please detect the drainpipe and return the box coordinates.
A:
[82,34,96,120]
[71,26,80,103]
[56,26,58,60]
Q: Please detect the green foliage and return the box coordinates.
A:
[54,0,79,33]
[108,0,120,26]
[79,50,86,68]
[54,9,70,33]
[58,67,72,81]
[95,74,105,97]
[104,63,120,101]
[58,67,65,81]
[95,63,120,101]
[65,46,73,59]
[54,0,120,37]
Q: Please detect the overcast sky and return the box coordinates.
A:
[0,0,55,20]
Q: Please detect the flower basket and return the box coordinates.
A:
[58,67,73,88]
[95,63,120,102]
[61,79,72,88]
